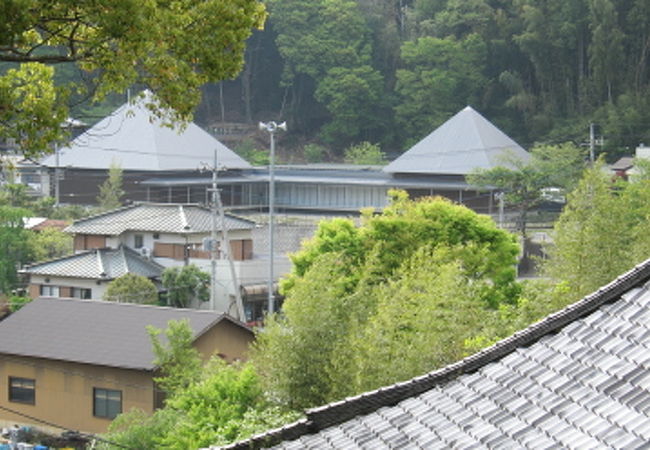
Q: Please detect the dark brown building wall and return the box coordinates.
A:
[74,234,107,251]
[56,169,210,206]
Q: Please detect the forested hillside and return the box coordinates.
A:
[72,0,650,160]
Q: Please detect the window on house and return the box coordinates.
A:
[93,388,122,419]
[39,285,59,297]
[71,287,92,299]
[9,377,35,404]
[134,234,144,249]
[152,233,160,240]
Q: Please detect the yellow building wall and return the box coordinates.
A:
[0,355,155,434]
[194,320,254,363]
[0,320,253,434]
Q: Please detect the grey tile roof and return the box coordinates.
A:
[384,106,531,175]
[65,203,256,235]
[0,298,251,370]
[611,156,634,171]
[40,90,251,171]
[21,246,164,280]
[224,257,650,449]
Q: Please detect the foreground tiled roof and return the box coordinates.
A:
[384,106,530,175]
[21,246,164,280]
[65,203,256,235]
[0,298,251,370]
[225,257,650,449]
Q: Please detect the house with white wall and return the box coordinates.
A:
[21,246,164,301]
[61,203,289,321]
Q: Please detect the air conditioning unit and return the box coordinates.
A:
[140,247,152,258]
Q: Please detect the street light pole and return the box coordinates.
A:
[259,121,286,315]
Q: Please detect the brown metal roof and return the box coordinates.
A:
[0,298,251,371]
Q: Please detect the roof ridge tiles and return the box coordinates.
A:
[19,247,97,271]
[67,203,137,226]
[224,257,650,449]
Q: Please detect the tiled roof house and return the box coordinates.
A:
[19,203,283,321]
[66,203,256,265]
[0,298,254,434]
[225,258,650,449]
[21,246,164,301]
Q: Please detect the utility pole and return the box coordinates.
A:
[259,121,286,315]
[209,150,218,312]
[206,149,245,320]
[589,122,595,163]
[54,144,60,206]
[496,192,505,229]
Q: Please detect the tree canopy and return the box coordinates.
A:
[96,162,125,212]
[9,0,650,158]
[284,190,520,304]
[468,142,586,238]
[161,265,210,308]
[254,192,520,409]
[0,206,31,295]
[542,160,641,300]
[104,274,159,305]
[0,0,266,156]
[105,320,299,449]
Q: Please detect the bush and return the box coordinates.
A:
[304,143,326,163]
[343,141,385,165]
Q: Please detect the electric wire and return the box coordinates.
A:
[0,403,135,449]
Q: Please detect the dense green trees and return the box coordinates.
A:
[7,0,650,159]
[253,192,519,408]
[267,0,387,147]
[103,320,299,449]
[104,274,159,305]
[215,0,650,157]
[161,265,210,308]
[11,0,650,158]
[395,33,487,143]
[0,206,31,295]
[542,161,650,300]
[468,142,586,238]
[0,0,266,156]
[26,227,73,263]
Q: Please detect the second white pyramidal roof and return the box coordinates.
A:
[384,106,530,175]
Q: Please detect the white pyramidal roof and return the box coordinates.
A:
[384,106,530,175]
[41,91,251,171]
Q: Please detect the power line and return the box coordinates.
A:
[0,403,135,449]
